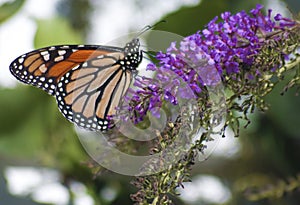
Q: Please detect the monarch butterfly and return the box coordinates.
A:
[9,38,142,131]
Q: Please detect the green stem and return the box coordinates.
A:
[278,54,300,77]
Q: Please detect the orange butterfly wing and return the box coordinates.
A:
[10,39,142,131]
[55,52,133,131]
[10,45,122,95]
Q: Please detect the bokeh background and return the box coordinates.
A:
[0,0,299,204]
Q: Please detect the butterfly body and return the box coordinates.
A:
[10,38,142,131]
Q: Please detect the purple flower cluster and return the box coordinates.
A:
[120,69,194,123]
[157,4,296,76]
[118,4,297,124]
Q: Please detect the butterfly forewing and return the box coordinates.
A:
[9,45,122,95]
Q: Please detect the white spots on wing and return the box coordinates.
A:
[65,72,71,78]
[39,64,47,73]
[58,50,66,56]
[18,57,24,64]
[71,65,80,71]
[82,62,88,67]
[41,51,49,56]
[43,54,50,61]
[54,55,64,62]
[61,45,70,49]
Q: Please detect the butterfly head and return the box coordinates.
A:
[123,38,143,70]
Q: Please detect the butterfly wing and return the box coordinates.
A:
[55,52,133,131]
[9,39,142,131]
[9,45,122,95]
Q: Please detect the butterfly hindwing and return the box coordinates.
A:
[55,52,133,131]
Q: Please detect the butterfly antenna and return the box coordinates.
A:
[135,20,167,38]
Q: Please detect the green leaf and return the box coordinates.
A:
[0,87,52,157]
[0,86,86,164]
[154,0,262,36]
[0,0,25,23]
[34,17,83,48]
[265,82,300,138]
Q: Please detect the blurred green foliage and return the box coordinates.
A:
[0,0,299,204]
[34,17,83,48]
[57,0,92,38]
[154,0,262,36]
[0,0,25,23]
